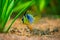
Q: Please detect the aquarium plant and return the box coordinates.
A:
[0,0,45,33]
[0,0,33,33]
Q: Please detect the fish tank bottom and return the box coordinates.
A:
[0,33,60,40]
[0,17,60,40]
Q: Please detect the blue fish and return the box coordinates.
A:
[22,13,34,24]
[25,14,34,24]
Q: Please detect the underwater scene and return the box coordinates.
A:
[0,0,60,40]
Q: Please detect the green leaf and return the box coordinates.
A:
[13,1,32,12]
[34,0,45,12]
[4,0,33,32]
[2,0,14,32]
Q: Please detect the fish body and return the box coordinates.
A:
[22,13,34,24]
[22,13,34,31]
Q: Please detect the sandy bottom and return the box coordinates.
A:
[0,33,60,40]
[0,17,60,40]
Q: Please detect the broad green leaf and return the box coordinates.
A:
[0,0,2,17]
[2,0,8,20]
[40,0,45,11]
[34,0,45,12]
[13,1,32,12]
[2,0,14,32]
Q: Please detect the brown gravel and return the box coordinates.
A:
[0,33,60,40]
[0,17,60,40]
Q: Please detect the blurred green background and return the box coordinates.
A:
[11,0,60,19]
